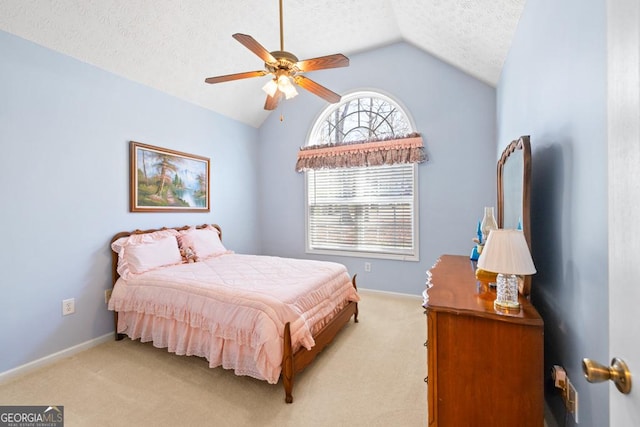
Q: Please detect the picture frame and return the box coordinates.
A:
[130,141,210,212]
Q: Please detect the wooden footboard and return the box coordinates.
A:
[281,275,359,403]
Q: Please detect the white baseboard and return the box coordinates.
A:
[358,287,422,300]
[0,332,113,384]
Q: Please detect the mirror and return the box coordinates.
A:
[497,135,532,296]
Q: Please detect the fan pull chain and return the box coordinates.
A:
[279,101,286,122]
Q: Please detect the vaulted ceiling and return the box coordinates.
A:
[0,0,525,127]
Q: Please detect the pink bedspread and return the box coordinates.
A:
[108,254,359,383]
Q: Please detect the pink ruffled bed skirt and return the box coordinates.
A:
[117,296,353,384]
[117,310,283,383]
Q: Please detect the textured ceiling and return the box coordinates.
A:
[0,0,525,128]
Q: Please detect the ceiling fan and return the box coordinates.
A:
[204,0,349,111]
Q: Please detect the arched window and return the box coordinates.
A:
[309,92,414,144]
[303,91,421,260]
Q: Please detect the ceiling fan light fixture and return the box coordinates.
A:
[277,74,298,99]
[262,79,279,97]
[204,0,348,110]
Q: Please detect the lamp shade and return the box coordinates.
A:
[477,229,536,275]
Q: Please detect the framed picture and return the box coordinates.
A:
[130,141,210,212]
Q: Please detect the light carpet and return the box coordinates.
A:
[0,290,427,427]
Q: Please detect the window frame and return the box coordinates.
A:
[304,90,420,261]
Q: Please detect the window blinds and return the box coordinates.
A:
[307,164,416,256]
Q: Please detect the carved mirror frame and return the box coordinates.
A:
[497,135,532,296]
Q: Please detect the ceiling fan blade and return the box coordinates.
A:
[205,70,267,84]
[296,54,349,72]
[232,33,277,64]
[264,90,283,110]
[293,75,341,103]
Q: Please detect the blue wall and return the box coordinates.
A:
[497,1,608,425]
[257,42,497,296]
[1,34,498,375]
[0,31,261,374]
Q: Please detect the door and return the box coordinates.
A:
[607,0,640,424]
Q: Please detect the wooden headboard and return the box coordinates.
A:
[110,223,222,285]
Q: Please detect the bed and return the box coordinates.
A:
[108,223,359,403]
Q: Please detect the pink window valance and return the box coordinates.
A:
[295,133,427,172]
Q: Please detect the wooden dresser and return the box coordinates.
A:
[424,255,544,426]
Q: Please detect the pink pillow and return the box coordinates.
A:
[178,226,229,259]
[124,235,182,274]
[112,229,182,279]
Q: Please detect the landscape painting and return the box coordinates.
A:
[130,141,210,212]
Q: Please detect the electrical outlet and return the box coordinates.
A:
[364,262,371,272]
[567,377,579,423]
[552,365,577,422]
[104,289,112,304]
[62,298,75,316]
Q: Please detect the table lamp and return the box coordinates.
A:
[476,229,536,310]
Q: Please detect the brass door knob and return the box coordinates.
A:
[582,357,632,394]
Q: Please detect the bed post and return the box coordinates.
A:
[110,241,126,341]
[282,322,294,403]
[352,275,359,323]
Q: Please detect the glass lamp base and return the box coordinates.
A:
[494,273,520,310]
